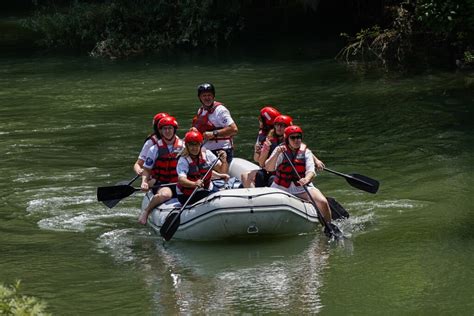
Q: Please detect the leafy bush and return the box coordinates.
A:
[0,281,50,316]
[337,0,474,69]
[23,0,244,58]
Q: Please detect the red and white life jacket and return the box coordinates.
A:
[151,137,184,183]
[144,133,160,146]
[177,152,212,197]
[192,101,231,141]
[274,144,307,188]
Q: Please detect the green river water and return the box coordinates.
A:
[1,51,473,315]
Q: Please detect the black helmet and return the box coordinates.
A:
[197,83,215,96]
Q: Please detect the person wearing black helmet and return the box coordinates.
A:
[191,83,238,165]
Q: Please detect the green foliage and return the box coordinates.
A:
[23,2,108,50]
[0,281,50,316]
[416,0,460,34]
[23,0,244,58]
[464,50,474,65]
[337,0,474,69]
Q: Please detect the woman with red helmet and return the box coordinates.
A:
[133,112,170,176]
[253,106,281,162]
[176,130,230,205]
[138,116,184,224]
[264,125,340,237]
[242,113,292,188]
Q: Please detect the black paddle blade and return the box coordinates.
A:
[347,173,379,194]
[99,180,131,208]
[101,198,121,209]
[97,185,137,202]
[327,197,350,220]
[160,210,181,241]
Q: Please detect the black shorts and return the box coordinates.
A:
[177,190,211,205]
[255,169,275,187]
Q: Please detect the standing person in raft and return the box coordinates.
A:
[176,131,230,205]
[138,116,184,225]
[191,83,238,166]
[264,125,341,238]
[133,112,169,176]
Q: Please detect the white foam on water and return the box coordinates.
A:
[14,168,101,183]
[335,198,426,237]
[27,194,96,214]
[342,213,376,235]
[348,199,421,209]
[97,228,148,263]
[38,210,134,232]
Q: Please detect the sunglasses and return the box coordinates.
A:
[289,135,302,140]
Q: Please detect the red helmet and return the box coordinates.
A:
[158,116,178,129]
[260,106,281,126]
[152,112,169,126]
[284,125,303,140]
[274,115,293,127]
[184,131,203,144]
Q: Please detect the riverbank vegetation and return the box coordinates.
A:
[0,281,49,315]
[9,0,474,70]
[336,0,474,70]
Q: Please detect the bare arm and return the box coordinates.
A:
[264,145,284,172]
[178,175,203,188]
[312,154,325,171]
[257,139,272,168]
[211,170,230,181]
[140,168,152,191]
[134,159,144,175]
[203,123,238,140]
[253,143,262,163]
[214,151,229,174]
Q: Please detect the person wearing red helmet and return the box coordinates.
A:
[138,116,184,224]
[191,83,238,164]
[133,112,169,176]
[264,125,336,235]
[176,130,229,205]
[242,112,292,188]
[254,106,281,162]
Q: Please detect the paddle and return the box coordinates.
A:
[323,167,379,194]
[327,196,349,220]
[97,182,177,206]
[281,150,342,240]
[160,152,223,241]
[99,175,140,208]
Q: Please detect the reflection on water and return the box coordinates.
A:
[96,226,357,314]
[149,237,329,314]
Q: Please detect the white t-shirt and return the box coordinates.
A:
[269,146,316,195]
[138,138,156,161]
[176,150,219,194]
[198,104,235,151]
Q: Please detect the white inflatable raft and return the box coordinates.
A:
[143,158,323,241]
